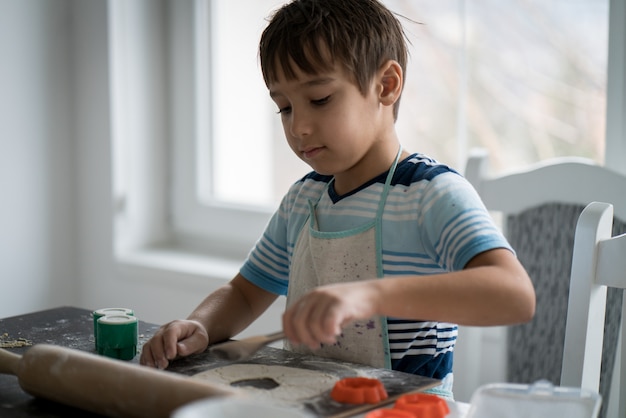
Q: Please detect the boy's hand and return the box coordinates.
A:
[283,281,378,350]
[139,319,208,369]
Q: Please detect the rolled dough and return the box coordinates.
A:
[191,364,339,403]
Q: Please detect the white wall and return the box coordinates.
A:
[0,0,77,317]
[0,0,284,334]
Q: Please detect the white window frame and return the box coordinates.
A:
[109,0,626,279]
[168,0,281,256]
[605,0,626,173]
[110,0,278,279]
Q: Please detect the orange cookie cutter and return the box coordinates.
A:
[330,377,389,405]
[393,393,450,418]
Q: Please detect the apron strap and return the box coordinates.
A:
[376,146,402,370]
[375,146,403,218]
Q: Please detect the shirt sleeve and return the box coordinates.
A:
[238,179,304,296]
[418,172,513,271]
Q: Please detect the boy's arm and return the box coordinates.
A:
[375,248,535,325]
[283,248,535,349]
[188,273,279,343]
[140,273,278,369]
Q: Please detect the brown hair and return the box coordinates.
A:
[259,0,409,119]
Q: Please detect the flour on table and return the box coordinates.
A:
[191,364,339,403]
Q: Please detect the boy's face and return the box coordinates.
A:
[268,60,398,191]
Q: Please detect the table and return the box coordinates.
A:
[0,307,469,417]
[0,306,162,417]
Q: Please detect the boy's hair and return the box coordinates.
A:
[259,0,408,120]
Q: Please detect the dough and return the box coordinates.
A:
[191,364,339,403]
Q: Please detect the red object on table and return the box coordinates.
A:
[330,377,389,404]
[393,393,449,417]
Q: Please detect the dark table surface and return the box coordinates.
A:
[0,306,161,417]
[0,307,441,418]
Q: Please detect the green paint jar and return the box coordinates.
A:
[92,308,134,349]
[96,314,138,361]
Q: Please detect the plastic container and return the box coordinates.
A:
[331,377,388,404]
[393,393,450,418]
[466,380,601,418]
[366,400,469,418]
[96,314,138,360]
[172,398,313,418]
[365,408,416,418]
[92,307,134,349]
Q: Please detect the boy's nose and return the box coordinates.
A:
[289,109,312,138]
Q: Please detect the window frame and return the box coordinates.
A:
[111,0,275,277]
[168,0,278,258]
[605,0,626,172]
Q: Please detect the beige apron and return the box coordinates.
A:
[285,148,402,369]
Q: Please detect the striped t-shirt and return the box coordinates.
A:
[240,153,512,380]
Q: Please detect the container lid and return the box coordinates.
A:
[467,380,601,418]
[365,408,415,418]
[93,307,134,318]
[172,398,314,418]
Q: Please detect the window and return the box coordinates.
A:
[201,0,611,207]
[390,0,609,173]
[110,0,622,273]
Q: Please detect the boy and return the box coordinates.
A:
[140,0,535,398]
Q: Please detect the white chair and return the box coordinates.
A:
[459,148,626,417]
[464,148,626,233]
[562,201,626,418]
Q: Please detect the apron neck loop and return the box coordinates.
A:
[376,145,403,216]
[313,145,404,215]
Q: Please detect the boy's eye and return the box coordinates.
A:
[275,95,330,114]
[311,95,331,106]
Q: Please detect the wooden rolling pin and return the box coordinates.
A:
[0,344,239,417]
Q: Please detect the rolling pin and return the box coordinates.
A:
[0,344,240,417]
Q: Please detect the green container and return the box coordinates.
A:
[92,308,134,349]
[96,314,138,361]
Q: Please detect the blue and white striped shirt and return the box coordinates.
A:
[240,153,512,379]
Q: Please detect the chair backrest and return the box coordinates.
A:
[464,148,626,230]
[562,202,626,418]
[464,149,626,418]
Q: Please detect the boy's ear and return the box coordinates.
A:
[378,60,403,106]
